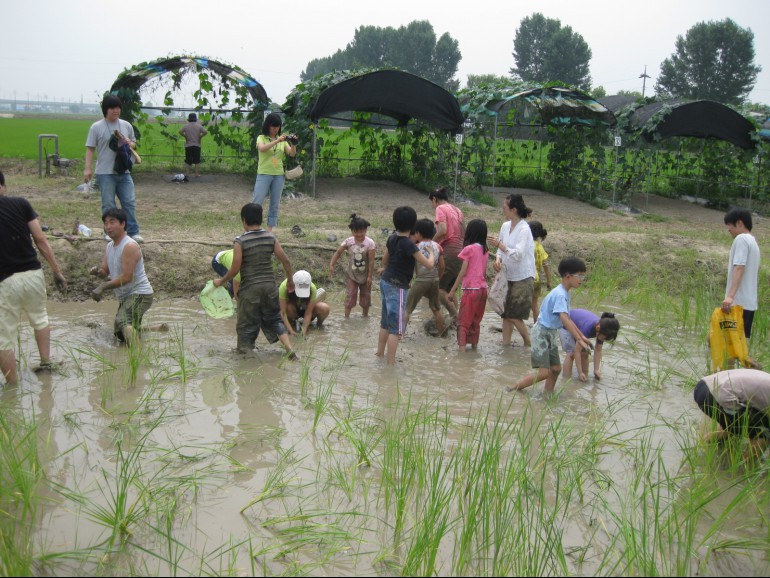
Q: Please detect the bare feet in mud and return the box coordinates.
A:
[34,360,64,373]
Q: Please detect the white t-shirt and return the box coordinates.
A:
[727,232,760,311]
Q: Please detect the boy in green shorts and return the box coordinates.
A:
[507,257,592,394]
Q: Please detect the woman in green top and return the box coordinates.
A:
[251,113,297,231]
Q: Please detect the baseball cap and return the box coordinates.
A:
[293,270,312,298]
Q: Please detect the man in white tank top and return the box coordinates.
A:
[90,208,155,345]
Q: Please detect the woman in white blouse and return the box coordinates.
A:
[487,194,536,347]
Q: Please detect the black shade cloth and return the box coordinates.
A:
[611,99,756,149]
[309,70,465,133]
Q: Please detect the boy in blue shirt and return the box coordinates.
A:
[507,257,592,394]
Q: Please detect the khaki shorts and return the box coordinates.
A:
[439,246,462,293]
[530,323,561,369]
[0,269,49,350]
[114,293,153,340]
[502,278,534,320]
[405,279,441,314]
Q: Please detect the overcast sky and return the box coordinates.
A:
[1,0,768,106]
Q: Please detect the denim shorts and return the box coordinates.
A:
[380,278,408,336]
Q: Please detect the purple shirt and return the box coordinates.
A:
[570,309,600,339]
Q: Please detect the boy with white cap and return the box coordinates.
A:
[278,270,329,336]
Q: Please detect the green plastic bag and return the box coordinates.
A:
[200,280,234,319]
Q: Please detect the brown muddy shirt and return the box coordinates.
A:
[179,122,207,147]
[702,369,770,413]
[235,229,277,289]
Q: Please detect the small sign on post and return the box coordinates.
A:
[455,133,464,145]
[614,136,622,147]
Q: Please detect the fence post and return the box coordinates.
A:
[492,117,498,195]
[312,125,317,198]
[453,132,463,202]
[612,133,621,205]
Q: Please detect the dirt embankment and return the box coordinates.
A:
[7,166,744,302]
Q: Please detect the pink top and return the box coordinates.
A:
[458,244,488,289]
[435,203,464,249]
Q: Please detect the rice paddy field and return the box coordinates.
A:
[1,293,766,577]
[0,163,768,576]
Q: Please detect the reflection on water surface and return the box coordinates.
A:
[4,297,767,576]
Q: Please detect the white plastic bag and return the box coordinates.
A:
[488,265,508,316]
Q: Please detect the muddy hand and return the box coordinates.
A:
[91,282,109,302]
[54,272,67,290]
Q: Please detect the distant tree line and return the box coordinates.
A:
[302,14,763,108]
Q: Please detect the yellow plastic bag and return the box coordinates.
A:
[708,305,749,371]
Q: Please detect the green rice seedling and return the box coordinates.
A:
[51,399,174,552]
[312,379,336,433]
[69,345,119,373]
[0,406,42,576]
[298,354,311,403]
[310,361,340,434]
[125,337,147,386]
[590,427,736,576]
[679,270,720,332]
[142,518,193,576]
[61,343,88,376]
[399,437,455,576]
[450,398,518,574]
[377,390,451,545]
[333,414,381,468]
[328,388,383,468]
[480,406,570,576]
[163,324,197,383]
[323,447,359,502]
[65,345,121,407]
[54,440,152,551]
[262,511,362,560]
[240,444,304,512]
[191,536,280,577]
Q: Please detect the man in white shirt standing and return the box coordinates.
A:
[722,208,760,340]
[90,208,154,346]
[84,95,143,243]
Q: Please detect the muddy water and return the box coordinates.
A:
[6,295,768,576]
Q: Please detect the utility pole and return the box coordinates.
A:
[639,65,651,97]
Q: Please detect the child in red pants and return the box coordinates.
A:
[448,219,489,350]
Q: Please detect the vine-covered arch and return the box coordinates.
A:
[109,55,270,121]
[107,55,271,167]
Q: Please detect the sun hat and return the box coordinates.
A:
[200,280,234,318]
[188,113,197,122]
[293,270,312,298]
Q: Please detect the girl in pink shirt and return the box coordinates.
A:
[449,219,489,350]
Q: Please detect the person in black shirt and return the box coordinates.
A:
[0,170,66,384]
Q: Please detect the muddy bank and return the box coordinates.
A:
[6,166,747,302]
